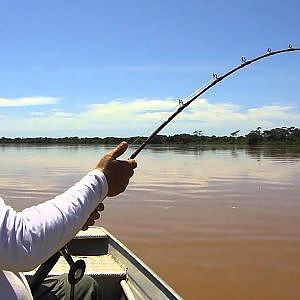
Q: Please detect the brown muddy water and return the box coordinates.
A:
[1,144,300,299]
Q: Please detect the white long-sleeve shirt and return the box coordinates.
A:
[0,169,108,299]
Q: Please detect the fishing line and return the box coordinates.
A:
[128,80,217,148]
[129,45,300,159]
[128,107,176,147]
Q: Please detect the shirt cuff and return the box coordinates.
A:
[88,169,108,201]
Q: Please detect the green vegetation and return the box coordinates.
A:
[1,127,300,145]
[245,126,300,144]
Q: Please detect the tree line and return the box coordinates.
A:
[1,127,300,145]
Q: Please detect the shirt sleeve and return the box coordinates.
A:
[0,169,108,272]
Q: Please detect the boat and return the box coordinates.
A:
[25,226,182,299]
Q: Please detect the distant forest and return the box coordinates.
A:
[1,127,300,145]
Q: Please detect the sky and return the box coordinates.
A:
[0,0,300,138]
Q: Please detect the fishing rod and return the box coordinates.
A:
[130,45,300,159]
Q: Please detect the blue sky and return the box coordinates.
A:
[0,0,299,137]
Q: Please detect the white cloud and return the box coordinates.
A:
[84,99,176,123]
[246,105,299,121]
[1,97,300,137]
[176,99,245,122]
[0,97,59,107]
[30,112,46,117]
[51,111,74,118]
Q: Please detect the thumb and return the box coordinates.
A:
[109,141,128,159]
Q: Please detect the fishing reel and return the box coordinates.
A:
[29,245,86,294]
[60,246,86,285]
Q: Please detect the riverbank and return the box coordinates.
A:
[1,125,300,145]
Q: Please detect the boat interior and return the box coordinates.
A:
[26,227,181,300]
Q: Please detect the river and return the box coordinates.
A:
[1,144,300,299]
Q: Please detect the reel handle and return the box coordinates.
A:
[60,246,86,285]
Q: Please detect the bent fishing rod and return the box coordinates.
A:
[130,45,300,159]
[29,45,299,295]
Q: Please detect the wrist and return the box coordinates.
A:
[88,169,109,199]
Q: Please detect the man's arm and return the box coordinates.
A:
[0,142,136,272]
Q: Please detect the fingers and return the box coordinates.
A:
[90,210,100,219]
[96,203,104,211]
[108,141,128,159]
[99,142,137,197]
[83,218,96,230]
[105,142,137,171]
[128,159,137,169]
[82,224,89,231]
[128,160,137,179]
[119,160,136,178]
[81,203,104,231]
[90,203,104,220]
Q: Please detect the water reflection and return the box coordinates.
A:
[140,144,300,160]
[246,145,300,160]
